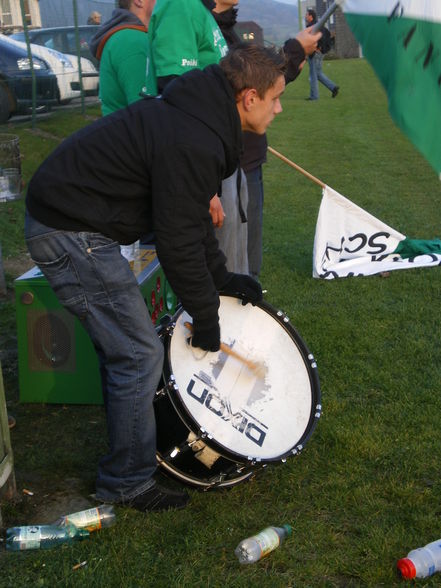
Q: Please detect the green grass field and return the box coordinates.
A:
[1,58,441,586]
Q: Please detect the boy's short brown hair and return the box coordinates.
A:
[220,43,286,100]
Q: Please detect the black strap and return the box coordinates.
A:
[236,168,247,223]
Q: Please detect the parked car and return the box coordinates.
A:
[0,34,58,123]
[12,25,100,67]
[5,35,98,102]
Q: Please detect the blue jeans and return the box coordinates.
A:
[245,166,264,280]
[25,213,164,502]
[308,52,337,99]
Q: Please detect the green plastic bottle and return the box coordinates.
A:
[6,523,89,551]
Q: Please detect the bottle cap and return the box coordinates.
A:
[397,557,416,579]
[282,524,293,536]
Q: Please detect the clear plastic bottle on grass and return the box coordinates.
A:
[6,523,89,551]
[397,538,441,579]
[53,504,116,532]
[234,524,292,564]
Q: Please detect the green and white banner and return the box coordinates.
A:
[343,0,441,177]
[313,186,441,279]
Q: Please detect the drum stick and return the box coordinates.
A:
[267,146,326,189]
[184,322,267,379]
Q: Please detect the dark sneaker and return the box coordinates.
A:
[332,86,339,98]
[126,483,189,512]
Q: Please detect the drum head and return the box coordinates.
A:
[165,295,320,463]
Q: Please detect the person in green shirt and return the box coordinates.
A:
[145,0,228,95]
[90,0,156,116]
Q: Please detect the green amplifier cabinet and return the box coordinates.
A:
[15,246,177,405]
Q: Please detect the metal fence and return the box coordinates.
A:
[0,0,119,126]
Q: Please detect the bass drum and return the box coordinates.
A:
[154,295,321,489]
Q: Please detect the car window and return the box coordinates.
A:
[35,32,58,50]
[66,30,95,54]
[65,32,77,54]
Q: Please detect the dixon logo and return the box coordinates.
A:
[187,379,267,447]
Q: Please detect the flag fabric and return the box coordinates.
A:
[342,0,441,177]
[313,186,441,279]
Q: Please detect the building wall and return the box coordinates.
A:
[334,7,360,59]
[316,0,336,33]
[0,0,41,33]
[235,21,264,46]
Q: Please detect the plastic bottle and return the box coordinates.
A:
[53,504,116,532]
[397,539,441,579]
[234,524,292,564]
[6,523,89,551]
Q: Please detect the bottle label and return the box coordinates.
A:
[253,528,280,558]
[17,526,42,550]
[64,508,101,532]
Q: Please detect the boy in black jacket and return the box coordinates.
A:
[25,44,297,513]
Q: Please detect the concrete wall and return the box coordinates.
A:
[334,7,360,59]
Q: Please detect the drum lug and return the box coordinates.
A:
[168,446,180,459]
[167,375,179,393]
[290,444,304,457]
[199,427,213,440]
[203,472,229,489]
[308,353,318,370]
[276,309,290,323]
[155,387,166,398]
[155,375,179,398]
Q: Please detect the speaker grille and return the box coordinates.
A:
[27,310,76,372]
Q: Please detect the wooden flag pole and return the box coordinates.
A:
[267,146,326,189]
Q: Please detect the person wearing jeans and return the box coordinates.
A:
[25,215,164,505]
[307,51,338,100]
[305,8,339,101]
[24,44,284,514]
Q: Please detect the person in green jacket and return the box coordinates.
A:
[90,0,156,116]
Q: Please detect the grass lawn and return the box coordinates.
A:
[1,58,441,586]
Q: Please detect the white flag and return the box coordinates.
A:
[313,186,441,279]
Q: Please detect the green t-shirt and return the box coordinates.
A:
[144,0,228,96]
[99,28,148,116]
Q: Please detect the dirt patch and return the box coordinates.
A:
[3,253,34,279]
[16,477,95,526]
[1,477,95,530]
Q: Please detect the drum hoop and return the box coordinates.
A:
[162,294,321,463]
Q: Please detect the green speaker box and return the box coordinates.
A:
[14,246,177,405]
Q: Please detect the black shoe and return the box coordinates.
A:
[332,86,339,98]
[305,97,317,101]
[125,483,189,512]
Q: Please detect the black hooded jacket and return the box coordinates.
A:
[212,7,240,47]
[26,65,242,326]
